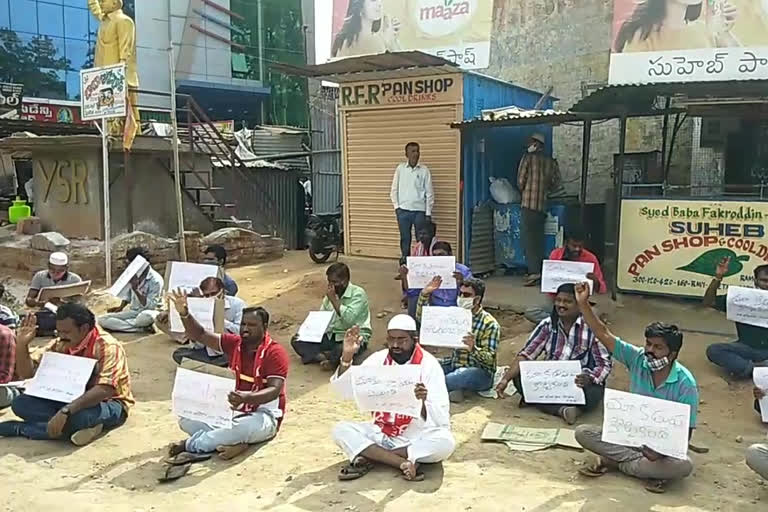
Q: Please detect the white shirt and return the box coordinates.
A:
[330,348,451,431]
[390,162,434,216]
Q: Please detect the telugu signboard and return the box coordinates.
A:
[20,101,83,124]
[80,64,127,121]
[339,74,461,109]
[330,0,493,69]
[609,0,768,83]
[0,82,23,109]
[618,199,768,296]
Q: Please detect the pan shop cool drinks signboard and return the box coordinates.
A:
[618,199,768,296]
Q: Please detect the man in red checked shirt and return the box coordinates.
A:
[0,324,17,410]
[166,289,289,463]
[524,226,607,325]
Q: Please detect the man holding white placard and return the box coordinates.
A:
[331,315,454,482]
[416,277,499,402]
[572,283,698,493]
[291,263,371,370]
[167,290,289,461]
[703,259,768,379]
[0,304,133,446]
[26,252,84,336]
[496,283,612,425]
[99,247,164,333]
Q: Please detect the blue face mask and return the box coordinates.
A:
[644,352,670,372]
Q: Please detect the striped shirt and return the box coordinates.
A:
[612,338,699,427]
[36,329,135,411]
[519,316,612,385]
[416,293,500,375]
[0,325,15,383]
[517,152,561,212]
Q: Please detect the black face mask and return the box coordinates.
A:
[389,346,415,365]
[335,285,347,297]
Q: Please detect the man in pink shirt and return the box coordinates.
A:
[524,227,607,324]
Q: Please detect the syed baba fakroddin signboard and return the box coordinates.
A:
[609,0,768,84]
[331,0,493,69]
[618,199,768,296]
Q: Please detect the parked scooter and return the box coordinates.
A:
[306,203,343,263]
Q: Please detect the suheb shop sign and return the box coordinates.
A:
[618,199,768,296]
[340,75,461,109]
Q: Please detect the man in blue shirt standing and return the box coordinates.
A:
[572,282,698,494]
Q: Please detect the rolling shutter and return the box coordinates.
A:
[343,104,460,259]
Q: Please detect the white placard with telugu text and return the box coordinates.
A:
[297,311,335,343]
[167,262,219,293]
[407,256,457,289]
[519,360,586,405]
[541,260,594,294]
[352,365,422,418]
[602,388,690,460]
[170,297,216,333]
[108,255,148,298]
[172,367,235,429]
[24,352,96,403]
[419,306,472,349]
[726,286,768,329]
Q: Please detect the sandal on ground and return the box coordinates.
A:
[577,458,609,478]
[163,451,213,465]
[158,462,191,482]
[338,458,373,481]
[645,479,667,494]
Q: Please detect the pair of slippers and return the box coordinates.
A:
[158,451,212,483]
[577,461,666,494]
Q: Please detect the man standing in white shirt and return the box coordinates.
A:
[390,142,435,258]
[330,315,455,482]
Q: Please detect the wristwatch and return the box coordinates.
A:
[60,406,71,416]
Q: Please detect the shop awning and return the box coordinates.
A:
[270,51,459,82]
[451,109,602,129]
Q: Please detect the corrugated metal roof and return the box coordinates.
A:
[270,51,459,83]
[571,79,768,113]
[0,119,98,138]
[452,109,591,128]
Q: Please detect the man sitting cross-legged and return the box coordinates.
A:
[330,315,455,482]
[166,290,289,462]
[0,304,133,446]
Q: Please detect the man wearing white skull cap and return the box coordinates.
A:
[330,314,454,482]
[26,252,83,335]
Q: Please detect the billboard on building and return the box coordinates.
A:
[330,0,493,69]
[20,102,84,124]
[609,0,768,83]
[617,199,768,297]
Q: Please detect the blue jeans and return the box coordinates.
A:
[396,208,426,258]
[180,411,277,454]
[0,394,126,441]
[706,341,768,378]
[441,362,494,392]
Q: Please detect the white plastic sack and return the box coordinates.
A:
[489,177,520,204]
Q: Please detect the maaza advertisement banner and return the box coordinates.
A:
[618,199,768,296]
[80,63,127,121]
[609,0,768,83]
[331,0,493,69]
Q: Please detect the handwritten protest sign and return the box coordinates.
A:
[166,262,219,293]
[754,368,768,423]
[602,388,690,459]
[726,286,768,329]
[406,256,457,289]
[519,360,585,405]
[541,260,594,294]
[108,255,148,298]
[37,280,91,302]
[172,367,235,429]
[170,297,216,333]
[352,365,421,418]
[297,311,335,343]
[420,306,471,348]
[25,352,96,403]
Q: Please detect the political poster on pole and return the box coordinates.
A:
[80,64,127,121]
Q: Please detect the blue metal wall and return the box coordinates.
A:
[461,73,556,261]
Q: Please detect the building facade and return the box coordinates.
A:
[0,0,310,127]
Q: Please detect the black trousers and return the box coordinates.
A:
[512,373,604,416]
[172,347,229,367]
[291,333,365,365]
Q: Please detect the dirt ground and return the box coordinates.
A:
[0,251,766,511]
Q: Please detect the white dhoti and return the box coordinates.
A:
[332,421,455,464]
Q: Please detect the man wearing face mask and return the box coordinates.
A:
[572,282,699,494]
[330,315,454,482]
[26,252,83,336]
[517,133,561,287]
[291,262,372,370]
[0,303,133,446]
[154,277,245,366]
[416,277,500,402]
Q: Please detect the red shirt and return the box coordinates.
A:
[548,247,607,294]
[220,332,289,426]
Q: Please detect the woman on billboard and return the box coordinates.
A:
[332,0,402,58]
[613,0,740,52]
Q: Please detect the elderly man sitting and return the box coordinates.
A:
[155,277,245,367]
[330,315,455,482]
[98,247,164,333]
